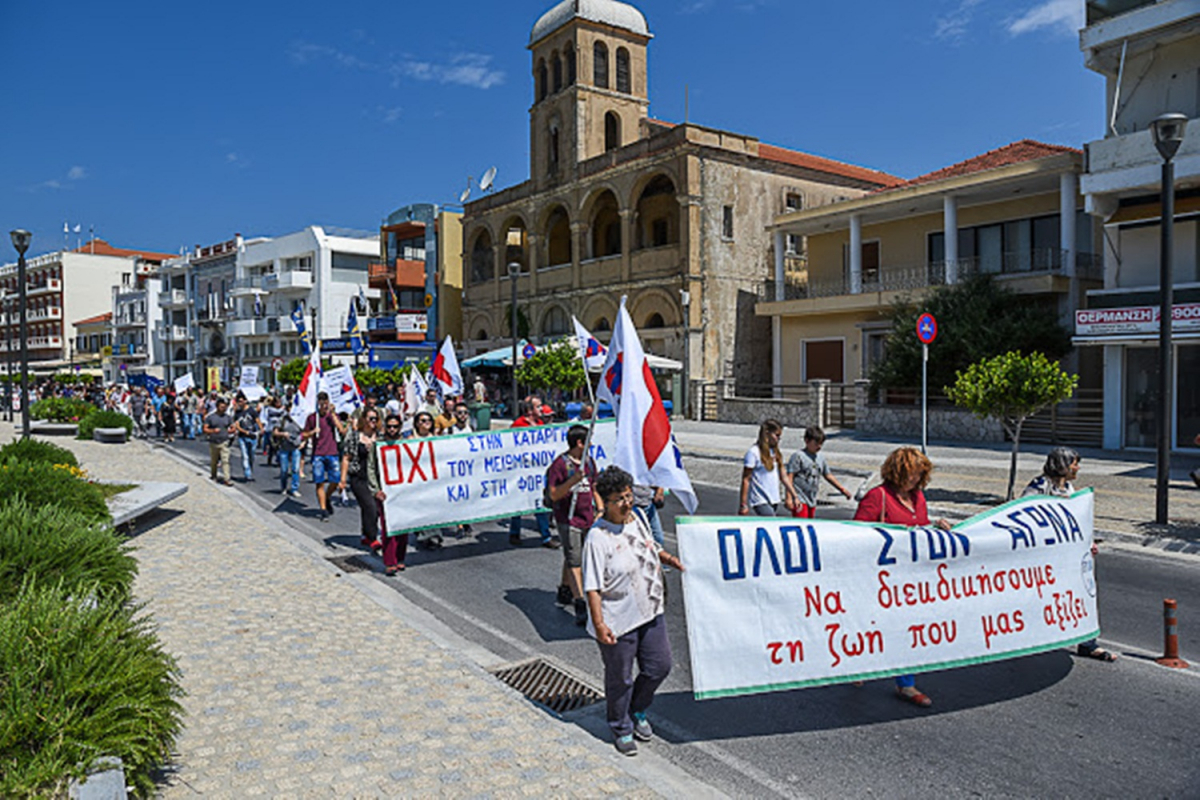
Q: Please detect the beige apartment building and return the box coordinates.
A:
[758,141,1102,388]
[461,0,897,409]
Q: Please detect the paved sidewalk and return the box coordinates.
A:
[30,424,679,799]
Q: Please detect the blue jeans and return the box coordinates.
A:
[278,449,301,494]
[237,437,256,480]
[510,512,551,543]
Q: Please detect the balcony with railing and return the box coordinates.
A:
[156,324,189,341]
[114,312,147,328]
[369,259,426,289]
[262,268,313,292]
[159,289,191,308]
[26,279,62,297]
[758,249,1103,303]
[27,306,62,322]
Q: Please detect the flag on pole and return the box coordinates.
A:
[572,316,608,370]
[431,335,463,396]
[289,342,322,426]
[63,222,69,234]
[385,277,399,311]
[291,305,311,355]
[348,298,366,355]
[607,300,697,513]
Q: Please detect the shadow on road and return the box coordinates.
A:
[502,587,591,643]
[642,650,1075,742]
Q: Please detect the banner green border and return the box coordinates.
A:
[693,629,1099,700]
[376,419,616,536]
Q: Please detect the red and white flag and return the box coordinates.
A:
[289,343,322,426]
[603,300,697,513]
[431,335,463,397]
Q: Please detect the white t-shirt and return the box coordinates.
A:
[582,512,664,639]
[744,446,781,507]
[385,398,402,418]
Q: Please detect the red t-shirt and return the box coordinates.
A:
[853,485,930,527]
[510,415,543,428]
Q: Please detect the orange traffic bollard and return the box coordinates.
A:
[1155,598,1189,669]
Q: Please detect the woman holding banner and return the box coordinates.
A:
[405,411,446,550]
[854,447,951,708]
[1023,448,1116,662]
[583,466,685,756]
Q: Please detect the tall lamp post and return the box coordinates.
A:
[3,290,12,422]
[1151,113,1188,525]
[9,230,31,439]
[680,285,691,419]
[506,227,523,418]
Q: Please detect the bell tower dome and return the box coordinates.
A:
[528,0,652,190]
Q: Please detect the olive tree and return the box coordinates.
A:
[945,350,1078,500]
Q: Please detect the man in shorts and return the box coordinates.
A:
[546,425,598,625]
[785,426,852,518]
[302,392,347,521]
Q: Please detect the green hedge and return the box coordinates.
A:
[29,397,94,423]
[0,459,110,524]
[78,410,134,441]
[0,580,185,799]
[0,438,79,468]
[0,499,136,606]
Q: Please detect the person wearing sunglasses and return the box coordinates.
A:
[377,413,409,575]
[339,409,383,554]
[407,411,446,549]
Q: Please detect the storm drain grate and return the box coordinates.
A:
[327,555,372,573]
[490,658,603,714]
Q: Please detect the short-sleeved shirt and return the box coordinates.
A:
[204,411,235,444]
[853,485,929,527]
[304,411,340,457]
[546,453,597,530]
[744,446,781,506]
[275,415,304,450]
[1022,476,1074,498]
[581,512,664,639]
[787,449,830,508]
[234,407,259,438]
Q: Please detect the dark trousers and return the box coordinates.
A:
[597,614,672,738]
[377,499,408,568]
[348,474,379,543]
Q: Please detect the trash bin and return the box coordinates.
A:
[469,402,491,431]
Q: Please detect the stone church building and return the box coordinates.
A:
[461,0,898,406]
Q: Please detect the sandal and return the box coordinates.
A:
[1078,644,1117,662]
[896,688,933,708]
[385,564,406,576]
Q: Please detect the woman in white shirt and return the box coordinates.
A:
[739,418,792,516]
[583,466,685,757]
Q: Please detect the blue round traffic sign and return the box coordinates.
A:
[521,343,537,360]
[916,313,938,344]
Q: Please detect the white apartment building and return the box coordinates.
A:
[1076,0,1200,450]
[0,240,171,374]
[230,226,381,385]
[109,274,162,384]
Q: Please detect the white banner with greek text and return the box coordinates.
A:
[677,491,1098,700]
[378,421,618,534]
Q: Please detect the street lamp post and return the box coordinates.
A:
[1150,113,1189,525]
[9,229,31,439]
[680,285,691,419]
[506,227,523,419]
[3,291,11,422]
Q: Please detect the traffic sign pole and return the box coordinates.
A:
[922,342,928,454]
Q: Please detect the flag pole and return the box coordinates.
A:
[573,336,598,471]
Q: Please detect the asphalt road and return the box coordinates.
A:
[164,435,1200,799]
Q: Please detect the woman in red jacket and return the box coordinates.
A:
[854,446,951,708]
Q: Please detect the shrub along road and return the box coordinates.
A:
[160,427,1200,799]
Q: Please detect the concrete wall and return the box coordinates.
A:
[718,397,815,428]
[857,403,1005,443]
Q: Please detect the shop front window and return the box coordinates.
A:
[1124,347,1158,449]
[1176,345,1200,449]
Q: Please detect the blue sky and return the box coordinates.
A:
[1,0,1099,257]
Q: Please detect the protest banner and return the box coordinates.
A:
[677,490,1098,700]
[173,373,195,394]
[319,365,363,414]
[378,420,617,534]
[238,366,267,400]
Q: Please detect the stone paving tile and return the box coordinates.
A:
[34,427,662,799]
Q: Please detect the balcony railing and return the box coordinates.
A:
[758,250,1103,302]
[1086,0,1156,25]
[159,289,190,307]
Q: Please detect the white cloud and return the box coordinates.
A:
[292,39,504,90]
[1007,0,1083,36]
[934,0,983,41]
[225,153,238,163]
[376,105,403,124]
[67,165,87,180]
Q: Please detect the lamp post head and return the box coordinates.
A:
[9,229,31,256]
[507,262,520,278]
[1151,113,1189,162]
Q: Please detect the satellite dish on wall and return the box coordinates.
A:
[479,166,497,192]
[459,186,472,204]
